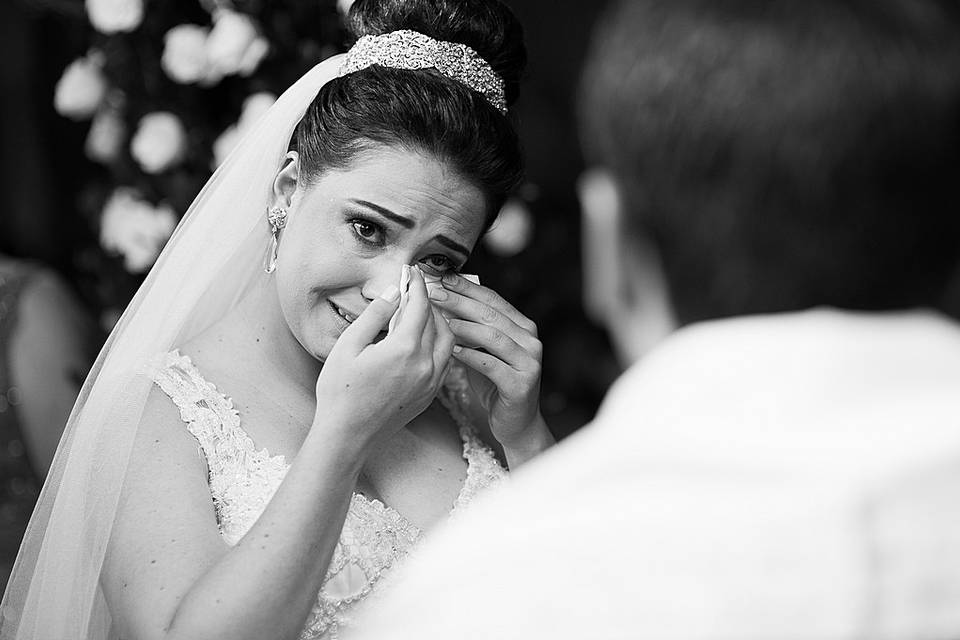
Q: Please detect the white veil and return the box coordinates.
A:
[0,53,346,640]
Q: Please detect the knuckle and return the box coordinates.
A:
[520,372,539,390]
[480,306,500,324]
[396,341,419,359]
[528,338,543,359]
[488,327,507,347]
[415,361,434,382]
[524,319,539,337]
[520,359,541,379]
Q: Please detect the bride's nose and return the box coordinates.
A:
[360,258,408,302]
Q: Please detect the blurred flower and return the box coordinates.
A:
[236,37,269,76]
[212,91,277,168]
[100,188,177,273]
[238,91,277,129]
[484,198,534,257]
[211,125,241,169]
[86,0,143,34]
[206,10,269,78]
[85,107,126,163]
[130,112,187,174]
[54,55,108,121]
[162,24,212,84]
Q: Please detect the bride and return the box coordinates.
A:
[0,1,554,638]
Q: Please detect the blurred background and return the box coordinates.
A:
[0,0,618,586]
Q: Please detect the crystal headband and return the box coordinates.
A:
[339,29,508,114]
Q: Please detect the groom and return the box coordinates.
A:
[351,0,960,637]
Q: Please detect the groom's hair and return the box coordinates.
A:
[579,0,960,325]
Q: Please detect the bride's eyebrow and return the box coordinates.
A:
[348,199,414,229]
[434,235,469,259]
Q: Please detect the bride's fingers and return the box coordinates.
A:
[451,345,523,395]
[447,319,537,372]
[440,273,538,337]
[429,287,540,355]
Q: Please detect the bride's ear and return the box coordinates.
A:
[271,151,301,209]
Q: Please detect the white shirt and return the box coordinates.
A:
[348,309,960,640]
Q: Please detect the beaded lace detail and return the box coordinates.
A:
[148,350,506,639]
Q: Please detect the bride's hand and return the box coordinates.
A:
[314,267,455,452]
[428,273,551,458]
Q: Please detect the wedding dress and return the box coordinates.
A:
[149,350,505,639]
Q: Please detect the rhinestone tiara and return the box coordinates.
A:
[338,29,508,114]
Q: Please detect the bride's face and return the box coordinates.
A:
[273,144,488,361]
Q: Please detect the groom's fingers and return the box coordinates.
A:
[339,285,400,354]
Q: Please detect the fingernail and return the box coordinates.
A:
[442,273,458,286]
[380,285,400,303]
[428,287,448,301]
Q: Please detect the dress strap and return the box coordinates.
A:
[149,350,236,443]
[147,350,283,472]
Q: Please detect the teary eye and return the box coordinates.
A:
[419,254,457,275]
[351,219,384,244]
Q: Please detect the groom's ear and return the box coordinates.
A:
[271,151,301,209]
[578,168,624,326]
[578,167,677,366]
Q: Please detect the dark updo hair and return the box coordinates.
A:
[291,0,526,226]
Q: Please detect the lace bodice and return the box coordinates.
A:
[148,350,506,639]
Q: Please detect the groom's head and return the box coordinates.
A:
[578,0,960,364]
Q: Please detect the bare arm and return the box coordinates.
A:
[103,388,367,640]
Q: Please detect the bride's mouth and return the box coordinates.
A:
[328,300,358,325]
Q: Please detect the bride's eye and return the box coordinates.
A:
[419,254,457,275]
[350,219,384,245]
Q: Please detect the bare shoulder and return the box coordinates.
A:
[102,381,227,638]
[173,319,250,392]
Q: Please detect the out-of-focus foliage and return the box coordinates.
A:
[53,0,345,317]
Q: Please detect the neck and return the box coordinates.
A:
[232,274,323,398]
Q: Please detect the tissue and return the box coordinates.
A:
[387,267,479,334]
